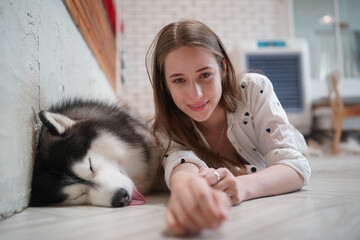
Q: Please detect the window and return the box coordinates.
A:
[293,0,360,80]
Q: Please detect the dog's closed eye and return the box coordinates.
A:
[73,192,85,200]
[89,158,94,173]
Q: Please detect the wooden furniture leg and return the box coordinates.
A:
[333,114,343,154]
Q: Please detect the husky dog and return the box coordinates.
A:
[30,99,161,207]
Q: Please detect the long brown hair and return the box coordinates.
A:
[146,19,246,175]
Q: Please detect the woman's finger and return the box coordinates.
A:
[212,189,231,222]
[165,207,187,236]
[170,183,207,230]
[223,186,241,205]
[176,189,209,230]
[189,183,226,228]
[212,169,236,190]
[201,168,242,205]
[198,167,214,177]
[202,168,230,187]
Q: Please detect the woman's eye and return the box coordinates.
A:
[89,158,94,172]
[173,78,184,83]
[200,73,211,78]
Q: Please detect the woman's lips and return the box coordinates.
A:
[188,101,208,112]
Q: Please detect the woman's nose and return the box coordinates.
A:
[189,82,203,100]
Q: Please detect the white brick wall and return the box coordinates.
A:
[116,0,289,118]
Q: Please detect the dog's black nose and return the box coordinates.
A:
[111,188,130,207]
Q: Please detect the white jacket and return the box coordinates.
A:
[162,73,311,189]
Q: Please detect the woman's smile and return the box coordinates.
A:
[188,101,209,112]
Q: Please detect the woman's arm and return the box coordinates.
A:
[200,164,304,204]
[166,162,231,236]
[237,164,304,201]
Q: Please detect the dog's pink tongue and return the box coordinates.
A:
[129,189,145,206]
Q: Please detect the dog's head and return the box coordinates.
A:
[30,111,145,207]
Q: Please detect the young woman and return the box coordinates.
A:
[146,19,311,236]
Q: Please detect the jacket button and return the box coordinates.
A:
[251,167,257,173]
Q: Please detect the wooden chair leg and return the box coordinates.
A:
[330,113,336,131]
[333,115,343,155]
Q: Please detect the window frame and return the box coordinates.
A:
[63,0,116,90]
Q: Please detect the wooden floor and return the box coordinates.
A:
[1,155,360,240]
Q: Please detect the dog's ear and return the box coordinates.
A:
[39,111,75,135]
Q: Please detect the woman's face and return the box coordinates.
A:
[164,46,223,123]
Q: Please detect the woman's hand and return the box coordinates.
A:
[166,170,231,236]
[199,167,245,205]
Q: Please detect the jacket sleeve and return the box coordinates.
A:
[159,136,208,189]
[244,73,311,185]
